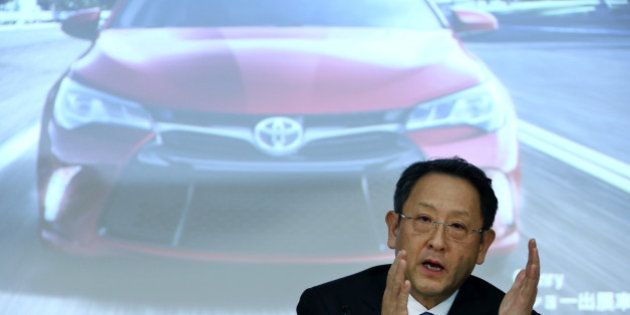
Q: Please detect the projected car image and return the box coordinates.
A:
[37,0,520,263]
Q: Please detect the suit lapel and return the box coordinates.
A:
[448,275,501,315]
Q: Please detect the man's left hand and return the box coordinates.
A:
[499,238,540,315]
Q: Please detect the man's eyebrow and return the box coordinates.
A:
[416,202,471,217]
[416,202,437,210]
[449,210,471,218]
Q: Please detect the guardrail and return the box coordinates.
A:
[0,10,54,25]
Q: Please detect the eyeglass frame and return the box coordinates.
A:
[397,212,487,241]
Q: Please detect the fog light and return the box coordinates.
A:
[44,166,81,222]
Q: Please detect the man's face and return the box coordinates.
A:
[386,172,495,307]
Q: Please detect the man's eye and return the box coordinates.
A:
[449,223,468,231]
[417,215,432,223]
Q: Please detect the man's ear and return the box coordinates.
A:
[476,228,496,265]
[385,211,399,250]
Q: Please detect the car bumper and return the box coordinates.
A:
[39,118,519,263]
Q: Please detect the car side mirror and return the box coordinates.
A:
[451,9,498,33]
[61,7,101,41]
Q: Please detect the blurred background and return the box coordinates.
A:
[1,0,629,314]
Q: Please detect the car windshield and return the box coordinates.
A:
[112,0,443,30]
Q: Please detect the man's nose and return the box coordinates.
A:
[427,222,447,250]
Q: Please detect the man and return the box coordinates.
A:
[297,157,540,314]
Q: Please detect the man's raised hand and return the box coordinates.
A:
[499,239,540,315]
[382,250,411,315]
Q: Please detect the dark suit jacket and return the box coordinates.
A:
[297,264,540,315]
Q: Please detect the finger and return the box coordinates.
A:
[523,240,540,294]
[386,250,406,295]
[397,279,411,312]
[520,240,540,306]
[394,252,407,296]
[386,254,397,288]
[526,239,540,280]
[387,250,402,287]
[512,269,525,291]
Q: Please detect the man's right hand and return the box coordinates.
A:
[382,250,411,315]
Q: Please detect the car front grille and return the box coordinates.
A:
[158,130,407,162]
[150,108,410,162]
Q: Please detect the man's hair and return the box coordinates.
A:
[393,157,498,230]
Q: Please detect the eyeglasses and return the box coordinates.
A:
[398,213,485,241]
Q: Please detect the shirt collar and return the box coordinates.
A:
[407,290,459,315]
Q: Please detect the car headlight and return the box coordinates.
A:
[53,78,153,130]
[405,81,510,132]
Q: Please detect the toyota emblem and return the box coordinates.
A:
[254,117,304,156]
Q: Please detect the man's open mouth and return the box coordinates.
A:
[422,259,445,271]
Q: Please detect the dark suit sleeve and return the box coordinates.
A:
[297,288,328,315]
[296,265,389,315]
[448,275,542,315]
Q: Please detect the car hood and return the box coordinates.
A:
[71,27,487,114]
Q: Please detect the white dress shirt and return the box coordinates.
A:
[407,290,459,315]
